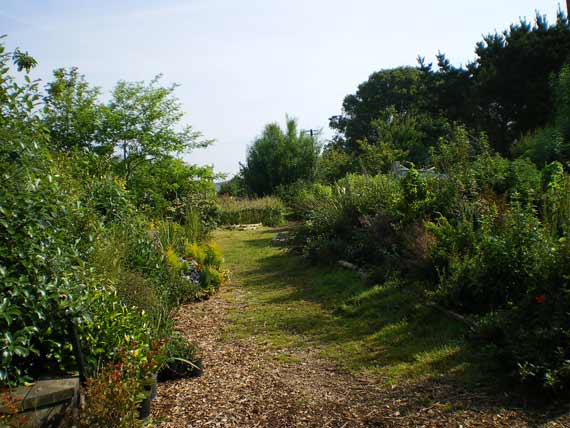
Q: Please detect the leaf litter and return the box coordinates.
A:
[153,285,570,428]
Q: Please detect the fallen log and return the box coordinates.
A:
[337,260,368,279]
[425,302,475,328]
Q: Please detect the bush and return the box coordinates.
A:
[163,241,227,303]
[429,199,554,313]
[296,153,570,394]
[218,196,286,226]
[218,174,247,197]
[80,340,165,428]
[158,333,202,381]
[294,174,401,264]
[468,235,570,392]
[0,38,226,393]
[0,132,153,384]
[80,361,144,428]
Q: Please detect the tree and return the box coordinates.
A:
[129,157,216,218]
[315,146,355,183]
[102,75,212,182]
[331,11,570,160]
[242,117,321,195]
[43,67,103,151]
[417,53,474,125]
[514,64,570,165]
[329,67,424,151]
[472,12,570,154]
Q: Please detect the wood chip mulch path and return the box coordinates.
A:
[152,286,570,428]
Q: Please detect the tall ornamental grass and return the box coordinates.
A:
[218,196,286,226]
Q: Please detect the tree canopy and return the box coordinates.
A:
[330,12,570,160]
[241,117,321,196]
[43,67,103,151]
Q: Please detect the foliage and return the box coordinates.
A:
[163,240,226,302]
[294,127,570,392]
[429,201,554,312]
[329,67,424,151]
[330,13,570,159]
[0,43,86,384]
[218,196,286,226]
[355,139,408,176]
[99,75,213,182]
[514,64,570,165]
[129,157,217,221]
[293,174,401,264]
[79,343,153,428]
[241,117,321,196]
[0,36,223,390]
[158,332,201,381]
[471,12,570,154]
[399,165,433,220]
[218,174,247,197]
[43,67,103,151]
[315,146,355,183]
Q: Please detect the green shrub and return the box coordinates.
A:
[162,241,227,303]
[203,243,223,269]
[399,166,433,220]
[430,199,554,313]
[287,182,333,220]
[185,242,206,264]
[79,339,166,428]
[158,333,202,380]
[218,196,285,226]
[0,38,224,391]
[89,175,134,223]
[294,174,401,264]
[315,147,355,183]
[218,174,247,197]
[468,235,570,392]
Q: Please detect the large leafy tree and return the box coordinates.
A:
[515,64,570,165]
[329,67,424,151]
[129,157,216,217]
[470,12,570,154]
[102,75,212,182]
[331,11,570,160]
[43,67,103,151]
[417,53,474,125]
[242,117,321,195]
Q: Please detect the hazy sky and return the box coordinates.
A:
[0,0,564,176]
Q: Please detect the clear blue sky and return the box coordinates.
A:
[0,0,564,176]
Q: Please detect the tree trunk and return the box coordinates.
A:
[567,0,570,18]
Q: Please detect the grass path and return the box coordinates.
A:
[152,226,567,428]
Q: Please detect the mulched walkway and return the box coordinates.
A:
[152,285,570,428]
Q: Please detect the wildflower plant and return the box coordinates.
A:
[163,243,227,303]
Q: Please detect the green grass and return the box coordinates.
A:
[215,226,482,384]
[217,196,285,226]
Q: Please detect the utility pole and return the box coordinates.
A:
[301,129,320,138]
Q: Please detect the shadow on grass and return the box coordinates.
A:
[240,250,473,380]
[217,227,570,421]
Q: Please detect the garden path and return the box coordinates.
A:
[152,227,568,428]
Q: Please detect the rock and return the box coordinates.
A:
[272,232,289,246]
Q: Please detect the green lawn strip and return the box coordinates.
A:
[214,226,483,385]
